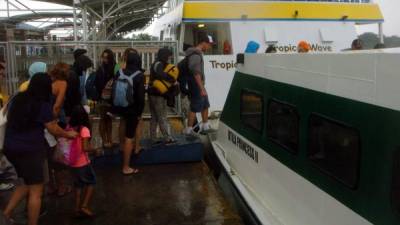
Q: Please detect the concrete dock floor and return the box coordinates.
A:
[1,162,243,225]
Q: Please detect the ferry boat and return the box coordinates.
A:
[153,0,384,112]
[210,49,400,225]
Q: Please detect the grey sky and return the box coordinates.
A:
[357,0,400,37]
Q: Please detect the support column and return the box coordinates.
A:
[179,23,185,53]
[91,16,97,68]
[73,0,78,41]
[378,22,384,44]
[82,5,88,41]
[6,0,10,18]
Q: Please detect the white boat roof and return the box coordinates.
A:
[239,49,400,112]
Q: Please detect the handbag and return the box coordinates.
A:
[0,108,7,152]
[101,79,114,101]
[53,137,73,165]
[0,96,14,151]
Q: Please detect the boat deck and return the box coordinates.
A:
[0,160,243,225]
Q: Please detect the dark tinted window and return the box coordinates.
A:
[240,90,263,132]
[308,114,360,188]
[392,150,400,214]
[266,100,299,154]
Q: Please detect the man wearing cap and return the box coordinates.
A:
[64,49,88,117]
[183,32,213,135]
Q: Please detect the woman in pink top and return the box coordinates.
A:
[67,105,96,218]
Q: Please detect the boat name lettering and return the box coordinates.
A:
[228,130,258,163]
[277,44,333,53]
[209,60,237,71]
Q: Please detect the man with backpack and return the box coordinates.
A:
[148,48,177,145]
[65,49,89,117]
[111,52,145,175]
[181,32,214,135]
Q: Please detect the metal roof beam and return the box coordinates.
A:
[13,0,38,15]
[86,5,102,20]
[87,0,144,38]
[106,17,151,40]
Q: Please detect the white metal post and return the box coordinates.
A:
[73,1,78,41]
[378,22,384,44]
[179,23,185,54]
[6,0,10,18]
[82,5,88,41]
[92,17,97,68]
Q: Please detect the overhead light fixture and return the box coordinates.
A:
[198,24,205,28]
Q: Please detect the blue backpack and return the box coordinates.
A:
[112,69,141,107]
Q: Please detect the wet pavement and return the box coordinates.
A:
[1,162,243,225]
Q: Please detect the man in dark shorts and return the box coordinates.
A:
[183,32,214,135]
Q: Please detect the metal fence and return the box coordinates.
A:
[6,40,178,95]
[2,40,181,115]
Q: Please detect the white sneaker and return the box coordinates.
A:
[201,122,211,131]
[0,183,14,191]
[200,122,216,135]
[183,127,194,135]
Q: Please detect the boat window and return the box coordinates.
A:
[308,114,361,189]
[266,100,299,154]
[391,150,400,215]
[240,90,263,133]
[183,22,233,55]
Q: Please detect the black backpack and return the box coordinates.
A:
[85,72,99,101]
[177,52,199,96]
[64,70,82,116]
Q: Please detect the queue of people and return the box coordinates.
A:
[0,33,218,224]
[0,48,144,224]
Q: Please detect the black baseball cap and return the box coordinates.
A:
[198,32,214,45]
[73,48,87,60]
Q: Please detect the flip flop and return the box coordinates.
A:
[122,168,139,176]
[132,149,144,159]
[165,139,177,146]
[80,207,95,218]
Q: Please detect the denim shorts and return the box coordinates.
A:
[71,164,96,188]
[190,95,210,113]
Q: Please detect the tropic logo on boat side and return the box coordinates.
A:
[228,130,259,163]
[209,60,237,71]
[276,43,333,53]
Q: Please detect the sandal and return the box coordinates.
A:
[122,168,139,176]
[165,139,177,145]
[133,149,144,160]
[80,207,95,218]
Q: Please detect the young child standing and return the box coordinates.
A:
[67,105,96,218]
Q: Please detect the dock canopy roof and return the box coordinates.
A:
[33,0,168,38]
[0,12,74,25]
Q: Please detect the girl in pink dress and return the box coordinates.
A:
[67,105,96,218]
